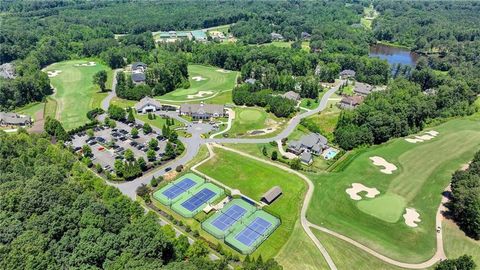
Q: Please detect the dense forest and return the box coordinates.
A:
[448,150,480,240]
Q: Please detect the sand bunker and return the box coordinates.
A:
[403,208,421,227]
[370,156,397,174]
[192,76,206,82]
[405,130,439,143]
[346,183,380,201]
[216,69,230,73]
[187,91,213,99]
[74,61,96,67]
[47,70,62,77]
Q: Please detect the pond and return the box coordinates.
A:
[369,43,419,67]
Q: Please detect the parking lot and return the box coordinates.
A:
[70,121,167,173]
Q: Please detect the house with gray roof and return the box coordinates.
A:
[131,62,147,84]
[134,97,162,113]
[179,102,226,120]
[271,32,284,41]
[282,91,300,101]
[261,186,282,204]
[339,69,356,79]
[0,112,32,126]
[353,82,374,96]
[300,151,313,165]
[245,78,257,85]
[287,132,328,156]
[0,63,16,79]
[301,32,311,40]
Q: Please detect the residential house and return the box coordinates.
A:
[261,186,282,204]
[131,62,147,84]
[339,69,356,79]
[287,132,328,156]
[300,151,313,165]
[282,91,301,102]
[271,32,284,41]
[245,78,257,85]
[0,112,32,126]
[353,82,374,96]
[134,97,162,113]
[338,95,364,110]
[301,32,311,40]
[0,63,16,79]
[179,102,226,120]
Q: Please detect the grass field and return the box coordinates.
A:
[14,102,44,121]
[303,92,342,140]
[313,229,408,270]
[260,41,310,52]
[275,221,329,270]
[227,107,287,138]
[135,112,182,130]
[306,119,480,262]
[197,147,306,259]
[44,59,113,130]
[442,219,480,266]
[156,64,238,102]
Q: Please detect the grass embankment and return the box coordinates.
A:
[442,220,480,266]
[14,102,44,121]
[156,64,238,102]
[44,59,113,130]
[306,119,480,263]
[313,229,408,270]
[196,147,306,259]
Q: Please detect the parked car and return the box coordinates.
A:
[130,141,138,146]
[165,167,172,172]
[119,136,127,141]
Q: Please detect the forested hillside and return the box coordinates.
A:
[0,132,225,269]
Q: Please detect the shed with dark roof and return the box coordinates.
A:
[261,186,282,204]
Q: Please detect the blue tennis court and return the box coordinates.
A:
[235,217,271,246]
[162,178,196,199]
[181,188,216,211]
[211,205,247,231]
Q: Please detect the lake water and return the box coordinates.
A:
[369,43,419,67]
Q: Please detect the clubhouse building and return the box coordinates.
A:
[179,102,226,120]
[0,112,32,127]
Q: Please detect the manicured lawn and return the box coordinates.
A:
[299,98,319,110]
[44,59,113,130]
[135,112,182,130]
[44,97,57,119]
[306,119,480,262]
[442,219,480,266]
[14,102,44,121]
[275,221,329,270]
[156,64,238,102]
[196,147,306,259]
[110,97,136,108]
[313,229,407,270]
[304,93,342,140]
[260,41,310,51]
[227,107,287,138]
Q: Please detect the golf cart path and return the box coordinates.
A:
[211,144,447,269]
[101,68,121,111]
[209,108,234,138]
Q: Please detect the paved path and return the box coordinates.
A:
[276,139,297,159]
[101,69,121,111]
[209,108,234,138]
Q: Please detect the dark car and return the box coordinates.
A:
[130,141,138,146]
[119,136,127,141]
[119,129,128,135]
[165,167,172,172]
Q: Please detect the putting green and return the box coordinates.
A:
[239,109,263,121]
[44,59,112,130]
[357,193,406,223]
[156,64,238,102]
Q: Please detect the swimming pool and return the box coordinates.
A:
[324,149,338,160]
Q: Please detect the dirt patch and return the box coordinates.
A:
[403,208,421,227]
[47,70,62,77]
[369,156,397,174]
[187,90,213,99]
[346,183,380,201]
[28,109,45,133]
[216,69,231,73]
